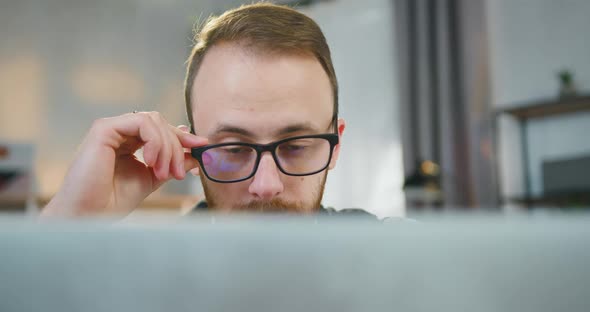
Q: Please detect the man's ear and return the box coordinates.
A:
[328,118,346,170]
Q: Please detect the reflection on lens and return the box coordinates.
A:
[202,145,257,181]
[277,138,330,175]
[202,151,213,166]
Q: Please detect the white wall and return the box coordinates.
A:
[302,0,405,218]
[487,0,590,198]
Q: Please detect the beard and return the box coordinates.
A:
[199,171,327,214]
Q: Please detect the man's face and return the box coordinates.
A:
[190,42,344,213]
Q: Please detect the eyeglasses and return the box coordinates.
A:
[191,133,339,183]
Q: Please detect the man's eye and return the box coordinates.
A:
[223,147,250,154]
[282,144,306,152]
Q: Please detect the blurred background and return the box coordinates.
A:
[0,0,588,219]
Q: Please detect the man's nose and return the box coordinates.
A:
[248,152,284,201]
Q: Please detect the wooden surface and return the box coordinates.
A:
[2,193,204,214]
[497,94,590,119]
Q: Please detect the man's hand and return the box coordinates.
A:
[41,112,208,217]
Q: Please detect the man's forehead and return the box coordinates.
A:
[194,109,332,142]
[191,42,334,139]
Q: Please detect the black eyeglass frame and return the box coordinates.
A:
[191,133,339,183]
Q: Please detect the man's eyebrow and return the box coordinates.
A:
[208,122,321,138]
[209,124,257,138]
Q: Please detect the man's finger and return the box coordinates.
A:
[94,113,163,167]
[183,152,200,173]
[175,128,209,148]
[149,115,172,180]
[167,129,186,180]
[149,152,199,190]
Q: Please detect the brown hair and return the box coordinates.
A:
[184,2,338,130]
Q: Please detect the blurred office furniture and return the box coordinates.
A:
[540,155,590,208]
[543,155,590,195]
[0,142,37,213]
[403,159,443,209]
[496,94,590,209]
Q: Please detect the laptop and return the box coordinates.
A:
[0,214,589,312]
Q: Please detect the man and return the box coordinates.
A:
[42,2,353,217]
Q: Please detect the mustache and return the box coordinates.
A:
[235,198,308,213]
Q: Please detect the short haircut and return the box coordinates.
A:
[184,2,338,130]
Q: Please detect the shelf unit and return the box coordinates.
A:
[495,94,590,207]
